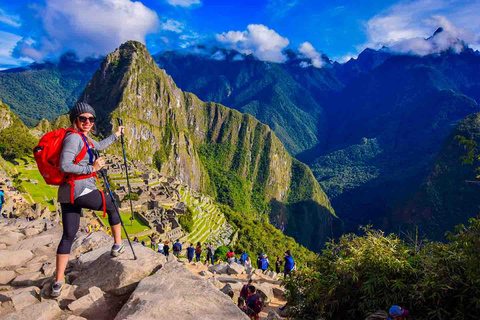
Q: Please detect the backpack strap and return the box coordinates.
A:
[66,131,106,217]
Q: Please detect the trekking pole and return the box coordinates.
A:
[92,149,137,260]
[117,118,135,226]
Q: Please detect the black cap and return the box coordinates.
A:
[70,102,96,123]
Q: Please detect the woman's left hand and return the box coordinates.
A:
[115,126,125,138]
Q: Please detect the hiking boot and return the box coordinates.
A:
[50,281,64,297]
[111,243,125,257]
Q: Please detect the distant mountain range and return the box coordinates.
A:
[1,28,480,241]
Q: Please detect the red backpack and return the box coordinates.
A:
[33,128,106,215]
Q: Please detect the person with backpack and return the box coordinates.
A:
[0,189,5,218]
[244,256,252,272]
[246,285,262,320]
[173,239,182,258]
[240,251,248,265]
[257,254,262,269]
[284,250,295,278]
[206,243,214,265]
[187,243,195,262]
[163,240,170,260]
[239,279,253,303]
[226,249,235,263]
[195,242,202,262]
[46,102,125,297]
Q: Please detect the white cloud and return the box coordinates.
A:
[298,42,323,68]
[216,24,290,63]
[0,31,23,66]
[211,50,226,60]
[334,53,357,63]
[161,19,184,33]
[166,0,201,8]
[0,9,21,27]
[17,0,159,61]
[361,0,480,56]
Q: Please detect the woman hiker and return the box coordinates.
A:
[51,102,125,297]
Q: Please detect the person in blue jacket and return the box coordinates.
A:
[0,189,5,218]
[240,251,248,265]
[186,243,195,262]
[284,250,295,278]
[260,254,269,271]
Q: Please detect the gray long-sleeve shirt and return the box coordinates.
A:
[57,131,118,203]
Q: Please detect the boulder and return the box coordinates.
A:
[71,232,112,256]
[0,243,7,250]
[11,289,40,311]
[0,300,61,320]
[256,283,274,305]
[72,242,165,296]
[272,287,285,299]
[208,262,229,274]
[23,227,41,237]
[41,263,56,278]
[227,263,245,275]
[216,277,242,283]
[0,250,34,268]
[73,245,111,270]
[114,261,249,320]
[68,286,105,314]
[220,282,244,301]
[11,271,47,287]
[268,271,275,278]
[0,287,41,300]
[206,277,223,290]
[0,231,25,246]
[266,310,282,320]
[40,283,77,309]
[15,262,43,275]
[0,271,16,285]
[199,270,213,277]
[9,234,59,252]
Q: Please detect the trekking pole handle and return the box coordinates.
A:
[117,118,123,126]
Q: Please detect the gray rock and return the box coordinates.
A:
[220,282,244,301]
[11,289,40,311]
[11,271,46,287]
[0,243,6,250]
[74,246,110,270]
[0,231,25,246]
[9,234,59,252]
[0,300,61,320]
[227,263,245,275]
[216,276,242,283]
[0,250,34,268]
[266,310,282,320]
[23,227,41,237]
[256,283,274,304]
[72,242,165,296]
[114,261,249,320]
[272,287,285,298]
[40,283,77,309]
[41,263,56,278]
[15,262,43,275]
[208,262,229,274]
[0,287,41,300]
[0,271,16,285]
[199,270,213,277]
[68,286,105,314]
[71,232,112,256]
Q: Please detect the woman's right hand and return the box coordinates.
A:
[92,157,105,172]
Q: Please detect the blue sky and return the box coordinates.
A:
[0,0,479,69]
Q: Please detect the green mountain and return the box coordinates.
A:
[0,53,100,126]
[154,50,344,155]
[0,98,37,160]
[392,113,480,240]
[77,41,335,252]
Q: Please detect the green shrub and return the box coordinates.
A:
[122,193,139,202]
[214,245,230,261]
[284,220,480,320]
[179,207,194,233]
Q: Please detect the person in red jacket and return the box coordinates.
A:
[226,249,235,263]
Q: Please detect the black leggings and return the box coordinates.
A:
[57,190,120,254]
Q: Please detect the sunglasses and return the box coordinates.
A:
[78,116,96,123]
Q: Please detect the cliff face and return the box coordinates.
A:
[79,41,335,250]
